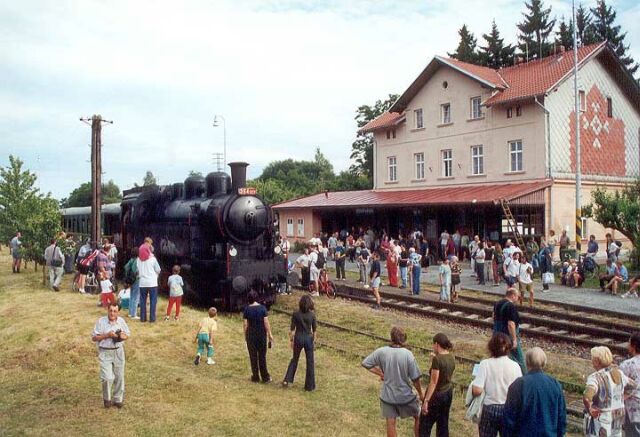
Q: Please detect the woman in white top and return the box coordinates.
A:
[517,255,534,306]
[471,332,522,437]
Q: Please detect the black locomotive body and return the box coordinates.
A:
[120,162,285,310]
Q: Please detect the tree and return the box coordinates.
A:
[350,94,399,184]
[584,181,640,267]
[0,155,61,267]
[555,16,574,52]
[246,178,294,205]
[576,4,597,46]
[590,0,638,76]
[516,0,557,60]
[448,25,479,64]
[63,180,121,207]
[188,170,203,177]
[479,20,516,68]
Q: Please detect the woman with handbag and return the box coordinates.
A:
[538,242,553,291]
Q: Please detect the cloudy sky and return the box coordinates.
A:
[1,0,638,199]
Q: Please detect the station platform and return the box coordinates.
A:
[289,253,640,318]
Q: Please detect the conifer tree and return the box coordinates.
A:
[576,4,597,46]
[590,0,638,75]
[448,25,479,64]
[479,20,515,68]
[516,0,557,60]
[555,16,574,52]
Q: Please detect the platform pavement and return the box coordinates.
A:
[288,252,640,317]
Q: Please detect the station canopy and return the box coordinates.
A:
[273,179,552,210]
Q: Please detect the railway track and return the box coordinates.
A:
[333,283,637,356]
[271,307,586,424]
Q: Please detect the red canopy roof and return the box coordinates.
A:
[273,180,552,210]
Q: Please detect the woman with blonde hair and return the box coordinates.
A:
[584,346,635,436]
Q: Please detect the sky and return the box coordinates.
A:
[1,0,638,200]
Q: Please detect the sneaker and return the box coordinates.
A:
[113,401,123,409]
[207,358,216,365]
[370,304,381,309]
[262,377,273,384]
[174,316,179,321]
[79,288,86,294]
[104,400,112,408]
[133,316,140,320]
[621,294,627,299]
[52,286,60,292]
[363,284,370,289]
[194,355,201,366]
[164,316,170,321]
[311,291,319,297]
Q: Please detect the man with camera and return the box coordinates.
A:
[91,303,130,408]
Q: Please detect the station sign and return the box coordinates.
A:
[238,187,257,196]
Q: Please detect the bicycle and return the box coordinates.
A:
[308,268,336,298]
[71,269,99,294]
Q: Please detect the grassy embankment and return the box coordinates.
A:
[0,250,584,436]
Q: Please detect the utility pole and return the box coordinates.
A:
[572,0,582,252]
[80,114,113,246]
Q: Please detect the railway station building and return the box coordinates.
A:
[274,42,640,251]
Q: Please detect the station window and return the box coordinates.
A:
[441,103,451,124]
[607,97,613,118]
[388,156,397,182]
[581,217,588,240]
[470,97,482,119]
[509,140,523,172]
[415,153,425,180]
[579,90,586,112]
[414,108,424,129]
[516,105,522,117]
[286,218,294,236]
[297,218,304,237]
[442,149,453,177]
[471,145,484,175]
[507,107,513,118]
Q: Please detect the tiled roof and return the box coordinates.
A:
[485,42,606,106]
[436,56,508,89]
[273,180,552,209]
[358,111,405,134]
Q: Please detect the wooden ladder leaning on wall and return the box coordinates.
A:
[499,198,525,248]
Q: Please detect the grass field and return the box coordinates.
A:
[0,251,583,436]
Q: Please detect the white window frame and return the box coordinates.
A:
[470,97,482,119]
[442,149,453,177]
[579,90,586,112]
[471,145,484,175]
[509,140,523,172]
[441,103,451,124]
[581,217,588,240]
[286,218,294,236]
[387,156,397,182]
[415,153,425,180]
[414,108,424,129]
[297,218,304,237]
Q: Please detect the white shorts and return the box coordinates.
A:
[371,277,381,288]
[310,268,320,281]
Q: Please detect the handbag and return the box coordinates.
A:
[50,244,63,267]
[451,273,461,285]
[543,272,554,285]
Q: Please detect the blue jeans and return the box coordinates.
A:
[128,281,140,318]
[284,334,315,391]
[400,266,408,288]
[140,286,158,322]
[412,266,421,295]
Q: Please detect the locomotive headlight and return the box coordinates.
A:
[274,245,282,255]
[229,246,238,257]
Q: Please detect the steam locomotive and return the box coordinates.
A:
[63,162,287,311]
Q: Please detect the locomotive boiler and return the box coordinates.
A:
[120,162,286,310]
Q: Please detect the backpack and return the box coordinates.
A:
[124,259,137,284]
[315,252,326,269]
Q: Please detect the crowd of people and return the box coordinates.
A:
[8,226,640,436]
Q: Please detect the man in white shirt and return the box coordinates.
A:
[92,303,130,408]
[518,256,534,306]
[469,235,480,277]
[309,246,320,297]
[44,239,65,291]
[503,252,521,289]
[136,253,161,322]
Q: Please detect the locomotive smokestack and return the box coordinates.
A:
[229,161,249,191]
